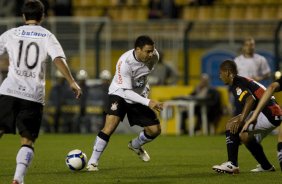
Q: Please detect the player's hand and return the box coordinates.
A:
[228,114,243,134]
[149,100,163,112]
[70,82,82,99]
[229,121,240,134]
[241,115,257,133]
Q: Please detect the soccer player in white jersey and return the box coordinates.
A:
[0,1,82,184]
[234,37,271,82]
[86,35,163,171]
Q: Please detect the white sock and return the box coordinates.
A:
[14,146,34,183]
[131,131,153,148]
[88,136,108,165]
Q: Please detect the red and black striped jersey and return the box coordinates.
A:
[231,75,282,126]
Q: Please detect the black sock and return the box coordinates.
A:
[245,137,272,170]
[98,131,110,142]
[277,142,282,171]
[225,130,240,166]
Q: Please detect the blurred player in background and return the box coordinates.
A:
[86,35,163,171]
[212,60,282,174]
[242,76,282,171]
[0,1,81,184]
[148,51,179,86]
[234,37,271,83]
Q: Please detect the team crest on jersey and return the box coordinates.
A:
[236,87,242,95]
[111,102,118,111]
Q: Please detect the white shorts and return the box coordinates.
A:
[247,112,276,142]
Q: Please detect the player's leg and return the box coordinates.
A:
[277,124,282,171]
[13,136,34,184]
[127,103,161,162]
[241,113,275,172]
[87,114,121,171]
[131,124,161,149]
[87,95,126,171]
[0,95,16,139]
[241,132,274,172]
[212,116,240,174]
[13,99,42,184]
[128,124,161,162]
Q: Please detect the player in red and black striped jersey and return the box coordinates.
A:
[212,60,282,174]
[243,76,282,171]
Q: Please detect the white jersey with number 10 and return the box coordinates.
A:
[0,25,65,104]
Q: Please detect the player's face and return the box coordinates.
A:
[135,44,155,63]
[219,69,230,85]
[243,40,255,55]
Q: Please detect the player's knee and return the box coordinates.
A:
[20,130,36,144]
[102,115,120,135]
[278,125,282,142]
[278,133,282,142]
[239,132,249,144]
[145,126,161,138]
[153,126,161,137]
[20,137,34,146]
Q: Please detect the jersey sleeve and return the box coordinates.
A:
[46,34,66,61]
[0,31,8,55]
[260,56,271,75]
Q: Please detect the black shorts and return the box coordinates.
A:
[105,95,160,127]
[0,95,43,140]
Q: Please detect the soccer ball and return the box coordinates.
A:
[65,149,87,171]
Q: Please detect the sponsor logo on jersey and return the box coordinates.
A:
[111,102,118,111]
[18,85,26,91]
[6,88,41,100]
[236,87,242,95]
[16,29,47,38]
[117,60,123,84]
[134,76,146,88]
[238,90,248,101]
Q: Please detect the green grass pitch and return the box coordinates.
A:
[0,134,281,184]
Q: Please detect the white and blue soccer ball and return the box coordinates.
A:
[65,149,87,171]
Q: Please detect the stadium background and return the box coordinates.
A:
[0,0,282,134]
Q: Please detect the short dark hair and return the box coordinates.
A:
[134,35,154,49]
[22,0,44,21]
[220,60,238,75]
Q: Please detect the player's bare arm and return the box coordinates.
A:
[242,82,280,133]
[54,57,82,99]
[230,96,255,134]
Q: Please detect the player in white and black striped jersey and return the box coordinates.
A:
[86,35,163,172]
[0,1,82,184]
